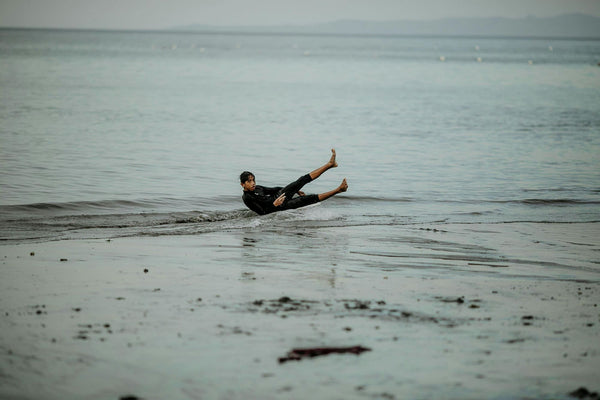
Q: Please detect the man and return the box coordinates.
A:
[240,149,348,215]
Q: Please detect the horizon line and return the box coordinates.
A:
[1,27,599,42]
[1,12,599,32]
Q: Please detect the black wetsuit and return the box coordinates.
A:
[242,174,320,215]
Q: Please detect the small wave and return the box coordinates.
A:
[347,197,600,207]
[0,208,256,243]
[522,188,592,193]
[336,195,415,203]
[0,199,152,214]
[431,220,600,226]
[0,201,348,243]
[507,198,600,206]
[3,195,594,219]
[0,196,242,219]
[438,198,600,206]
[2,193,598,243]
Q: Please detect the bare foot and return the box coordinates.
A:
[338,178,348,192]
[329,149,338,168]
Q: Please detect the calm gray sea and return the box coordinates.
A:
[1,29,599,242]
[3,29,600,400]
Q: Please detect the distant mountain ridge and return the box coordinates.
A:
[176,13,600,38]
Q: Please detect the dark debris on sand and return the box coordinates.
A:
[250,297,317,314]
[279,345,371,363]
[569,387,599,399]
[74,323,113,341]
[244,297,463,327]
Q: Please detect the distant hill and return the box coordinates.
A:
[176,14,600,38]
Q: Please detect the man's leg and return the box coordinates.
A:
[277,174,313,200]
[282,178,348,211]
[279,149,338,197]
[318,178,348,201]
[309,149,337,180]
[281,194,320,211]
[275,149,342,209]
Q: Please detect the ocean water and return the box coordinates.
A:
[1,29,599,244]
[2,28,600,400]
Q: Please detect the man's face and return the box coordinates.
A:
[241,175,256,191]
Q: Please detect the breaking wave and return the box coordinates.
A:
[1,193,598,244]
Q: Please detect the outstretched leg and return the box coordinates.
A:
[318,178,348,201]
[277,174,313,200]
[275,150,344,211]
[309,149,338,180]
[280,178,348,211]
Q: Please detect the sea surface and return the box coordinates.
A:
[2,28,600,400]
[1,29,599,246]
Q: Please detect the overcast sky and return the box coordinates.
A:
[1,0,599,30]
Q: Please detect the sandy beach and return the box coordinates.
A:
[1,222,599,400]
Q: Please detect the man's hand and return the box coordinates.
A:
[273,194,286,207]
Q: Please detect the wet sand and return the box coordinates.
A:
[1,222,599,399]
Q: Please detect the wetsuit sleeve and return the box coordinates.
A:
[264,187,283,196]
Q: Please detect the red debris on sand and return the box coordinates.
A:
[278,345,371,363]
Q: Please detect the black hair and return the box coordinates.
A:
[240,171,255,184]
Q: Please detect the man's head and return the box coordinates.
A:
[240,171,256,191]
